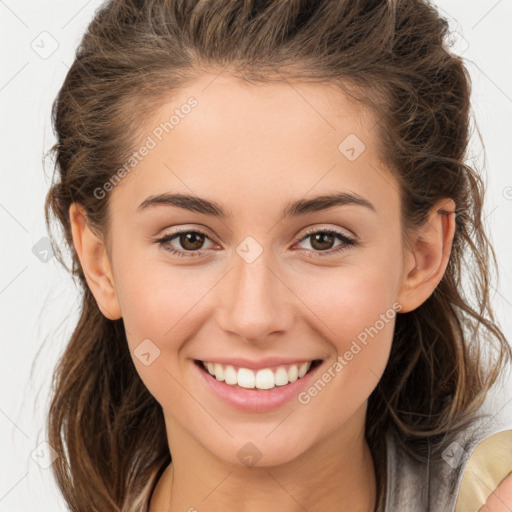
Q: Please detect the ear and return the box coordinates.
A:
[397,198,456,314]
[69,203,122,320]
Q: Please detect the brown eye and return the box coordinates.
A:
[178,232,206,251]
[309,232,337,251]
[156,229,215,257]
[295,229,357,258]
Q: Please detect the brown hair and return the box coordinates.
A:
[43,1,512,510]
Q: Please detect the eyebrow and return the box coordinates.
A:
[137,191,376,219]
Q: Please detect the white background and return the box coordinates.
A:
[1,1,511,510]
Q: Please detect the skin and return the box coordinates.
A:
[480,474,512,512]
[69,71,456,511]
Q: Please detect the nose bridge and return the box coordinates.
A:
[216,241,294,342]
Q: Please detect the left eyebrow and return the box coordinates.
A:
[136,191,377,219]
[281,192,376,219]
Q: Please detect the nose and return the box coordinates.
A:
[215,248,295,344]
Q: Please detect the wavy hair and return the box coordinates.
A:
[43,1,512,510]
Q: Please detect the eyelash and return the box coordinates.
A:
[156,227,357,259]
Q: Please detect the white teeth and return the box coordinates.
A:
[274,367,289,386]
[237,368,255,389]
[288,365,298,383]
[224,365,237,385]
[255,369,274,390]
[201,360,314,390]
[214,363,224,381]
[298,361,309,378]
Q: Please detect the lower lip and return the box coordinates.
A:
[194,359,323,413]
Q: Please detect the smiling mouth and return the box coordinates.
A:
[194,359,323,391]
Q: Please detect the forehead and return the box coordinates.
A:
[141,72,376,160]
[108,72,399,224]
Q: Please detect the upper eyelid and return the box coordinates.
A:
[157,226,218,246]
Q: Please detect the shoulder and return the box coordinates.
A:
[455,429,512,512]
[384,416,512,512]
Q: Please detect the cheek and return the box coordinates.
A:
[114,256,215,396]
[293,252,400,346]
[115,259,195,405]
[330,275,398,349]
[291,256,400,415]
[114,249,201,343]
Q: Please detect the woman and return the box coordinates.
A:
[44,1,512,510]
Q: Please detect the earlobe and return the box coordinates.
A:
[397,198,456,313]
[69,203,122,320]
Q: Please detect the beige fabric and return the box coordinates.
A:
[455,430,512,512]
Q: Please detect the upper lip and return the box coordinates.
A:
[196,357,321,370]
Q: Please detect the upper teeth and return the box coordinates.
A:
[202,361,313,390]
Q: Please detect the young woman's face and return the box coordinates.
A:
[105,72,409,466]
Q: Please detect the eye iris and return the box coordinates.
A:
[180,232,205,250]
[310,232,335,251]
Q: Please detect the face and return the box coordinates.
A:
[101,72,408,467]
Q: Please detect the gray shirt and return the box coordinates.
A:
[384,414,511,511]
